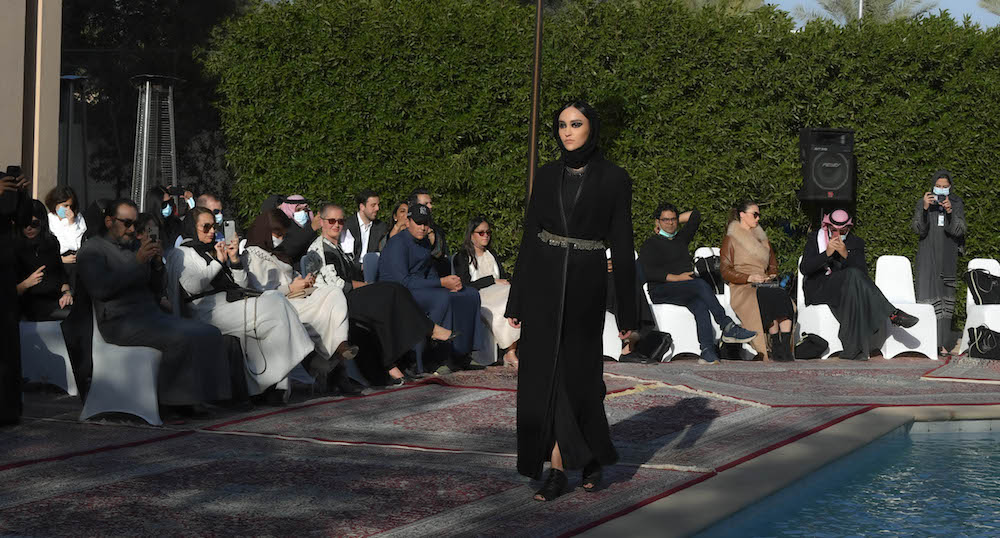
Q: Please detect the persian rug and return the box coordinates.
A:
[922,356,1000,384]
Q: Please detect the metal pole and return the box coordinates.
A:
[140,80,152,211]
[858,0,863,20]
[527,0,544,197]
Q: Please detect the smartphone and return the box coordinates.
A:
[0,165,23,214]
[224,220,237,242]
[145,223,160,244]
[936,194,947,204]
[5,166,22,178]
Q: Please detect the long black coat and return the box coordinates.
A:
[506,157,637,479]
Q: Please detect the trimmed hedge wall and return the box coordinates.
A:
[206,0,1000,324]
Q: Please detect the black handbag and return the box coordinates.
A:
[693,255,724,294]
[963,269,1000,305]
[967,325,1000,360]
[794,333,828,360]
[620,331,673,363]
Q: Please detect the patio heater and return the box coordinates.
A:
[129,75,180,211]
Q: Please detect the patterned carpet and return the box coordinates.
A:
[4,357,1000,536]
[922,356,1000,384]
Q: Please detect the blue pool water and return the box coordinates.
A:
[700,425,1000,537]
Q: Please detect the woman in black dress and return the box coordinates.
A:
[14,200,74,321]
[506,101,637,500]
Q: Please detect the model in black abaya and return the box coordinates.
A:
[506,103,637,486]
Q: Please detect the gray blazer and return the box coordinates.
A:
[77,235,164,322]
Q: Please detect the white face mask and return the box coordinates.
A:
[271,235,284,248]
[214,212,224,225]
[186,197,195,209]
[293,211,309,226]
[933,186,950,196]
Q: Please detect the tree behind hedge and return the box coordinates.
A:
[206,0,1000,324]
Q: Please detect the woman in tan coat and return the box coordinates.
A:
[720,200,795,361]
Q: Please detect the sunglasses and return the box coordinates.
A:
[26,219,41,229]
[474,230,491,236]
[199,223,216,232]
[211,209,222,215]
[113,217,137,229]
[745,211,760,219]
[324,218,346,225]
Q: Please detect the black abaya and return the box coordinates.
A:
[506,157,637,479]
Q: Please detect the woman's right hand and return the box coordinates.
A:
[923,192,935,210]
[18,265,45,292]
[507,317,521,329]
[61,254,77,264]
[289,276,309,293]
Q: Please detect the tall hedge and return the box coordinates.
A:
[206,0,1000,323]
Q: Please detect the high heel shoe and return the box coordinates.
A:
[582,461,602,492]
[533,468,568,501]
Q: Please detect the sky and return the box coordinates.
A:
[768,0,1000,27]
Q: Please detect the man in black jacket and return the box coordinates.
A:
[800,208,917,361]
[639,202,756,364]
[344,189,388,270]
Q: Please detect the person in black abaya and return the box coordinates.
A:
[505,101,637,501]
[14,200,74,321]
[1,170,31,426]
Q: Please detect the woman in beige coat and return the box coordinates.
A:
[720,200,795,361]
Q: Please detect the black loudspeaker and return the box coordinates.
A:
[797,128,855,202]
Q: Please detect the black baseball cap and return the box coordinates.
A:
[408,203,433,225]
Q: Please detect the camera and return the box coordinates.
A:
[936,194,947,204]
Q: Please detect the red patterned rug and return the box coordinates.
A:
[922,356,1000,384]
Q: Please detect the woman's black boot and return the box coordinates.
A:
[534,468,568,501]
[778,332,794,362]
[767,333,783,362]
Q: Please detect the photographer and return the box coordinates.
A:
[1,166,31,425]
[913,169,966,355]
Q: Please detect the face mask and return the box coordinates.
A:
[293,211,309,226]
[933,186,950,196]
[271,235,284,248]
[161,205,173,218]
[186,197,195,209]
[214,212,224,225]
[56,206,68,219]
[658,229,677,239]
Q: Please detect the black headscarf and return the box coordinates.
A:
[246,209,294,266]
[552,100,601,169]
[15,200,58,251]
[179,207,218,258]
[931,169,963,203]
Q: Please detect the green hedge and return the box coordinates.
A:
[206,0,1000,324]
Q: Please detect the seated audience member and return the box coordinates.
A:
[81,199,111,241]
[378,200,409,251]
[800,209,918,361]
[167,207,314,397]
[409,188,451,276]
[453,215,520,367]
[15,200,73,321]
[378,203,482,374]
[720,199,795,361]
[173,193,227,248]
[44,186,86,282]
[145,186,183,250]
[274,194,320,267]
[135,212,173,311]
[75,198,231,408]
[639,202,756,364]
[343,189,388,269]
[242,209,357,372]
[303,203,456,385]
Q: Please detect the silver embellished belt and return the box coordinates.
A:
[538,229,605,251]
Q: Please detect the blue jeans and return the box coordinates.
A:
[648,279,733,351]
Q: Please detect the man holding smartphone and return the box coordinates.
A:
[1,166,30,425]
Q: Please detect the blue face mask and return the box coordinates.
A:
[56,206,68,219]
[293,211,309,226]
[161,205,173,218]
[214,212,224,225]
[659,229,677,239]
[933,186,950,196]
[186,197,195,209]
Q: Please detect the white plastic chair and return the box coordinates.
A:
[19,321,77,396]
[797,256,842,360]
[700,246,758,359]
[960,258,1000,353]
[602,311,623,360]
[80,309,164,426]
[874,255,938,360]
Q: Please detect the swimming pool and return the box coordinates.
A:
[698,421,1000,537]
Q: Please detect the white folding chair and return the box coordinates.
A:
[874,255,938,359]
[960,258,1000,353]
[19,321,77,396]
[602,311,623,360]
[80,309,164,426]
[644,283,708,360]
[797,256,842,360]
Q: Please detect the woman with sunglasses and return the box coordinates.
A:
[454,215,520,368]
[303,203,456,386]
[166,207,314,398]
[720,199,794,361]
[242,209,357,382]
[14,200,73,321]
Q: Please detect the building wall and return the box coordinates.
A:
[0,0,62,200]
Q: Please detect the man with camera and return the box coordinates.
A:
[71,198,231,412]
[1,166,31,425]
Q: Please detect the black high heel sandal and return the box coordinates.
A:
[582,461,602,492]
[533,468,568,501]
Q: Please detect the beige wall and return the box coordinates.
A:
[0,0,62,199]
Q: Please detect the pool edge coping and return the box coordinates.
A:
[578,404,1000,538]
